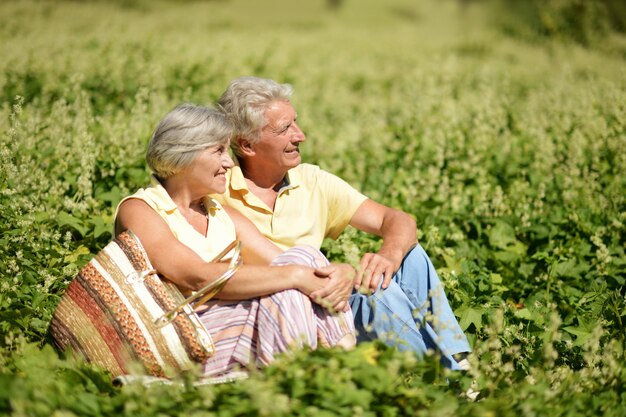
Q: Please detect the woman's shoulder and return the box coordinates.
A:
[119,183,177,212]
[114,193,166,237]
[115,188,150,222]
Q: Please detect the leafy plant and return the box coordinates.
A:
[0,0,625,415]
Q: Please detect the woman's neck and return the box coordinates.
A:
[161,176,208,220]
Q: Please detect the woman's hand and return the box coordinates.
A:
[291,263,354,312]
[310,263,356,313]
[291,266,331,297]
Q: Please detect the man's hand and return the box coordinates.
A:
[310,263,355,312]
[348,199,417,293]
[354,248,403,293]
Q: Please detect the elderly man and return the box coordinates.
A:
[215,76,471,370]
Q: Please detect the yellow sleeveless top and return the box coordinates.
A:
[117,179,237,262]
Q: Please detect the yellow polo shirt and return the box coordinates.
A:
[117,179,237,262]
[214,163,368,251]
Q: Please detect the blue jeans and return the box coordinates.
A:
[349,244,470,370]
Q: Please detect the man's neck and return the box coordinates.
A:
[239,159,288,191]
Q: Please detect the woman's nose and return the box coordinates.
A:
[223,152,235,168]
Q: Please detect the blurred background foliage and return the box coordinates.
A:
[0,0,625,415]
[491,0,626,45]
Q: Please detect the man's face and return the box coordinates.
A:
[252,100,305,173]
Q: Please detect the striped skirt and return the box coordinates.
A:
[199,246,355,378]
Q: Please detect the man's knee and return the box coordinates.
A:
[350,282,410,314]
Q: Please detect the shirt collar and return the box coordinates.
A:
[202,196,221,215]
[281,166,300,192]
[228,163,301,194]
[228,165,250,193]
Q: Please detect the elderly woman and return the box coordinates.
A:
[215,76,472,371]
[115,103,356,378]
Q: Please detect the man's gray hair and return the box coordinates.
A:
[218,76,293,156]
[146,103,233,179]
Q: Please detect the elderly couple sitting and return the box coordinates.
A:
[115,76,471,378]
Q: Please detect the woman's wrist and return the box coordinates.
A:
[285,265,309,292]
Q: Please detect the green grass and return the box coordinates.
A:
[1,0,625,415]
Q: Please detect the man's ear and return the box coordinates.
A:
[238,138,255,156]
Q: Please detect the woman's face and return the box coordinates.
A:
[182,142,234,195]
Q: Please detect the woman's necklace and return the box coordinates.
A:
[199,201,209,218]
[183,201,209,236]
[174,197,209,235]
[199,201,210,235]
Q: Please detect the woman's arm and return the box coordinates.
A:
[115,198,332,300]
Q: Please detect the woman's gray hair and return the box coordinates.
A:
[218,76,293,156]
[146,103,233,179]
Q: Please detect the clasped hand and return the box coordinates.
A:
[303,249,403,312]
[309,263,355,313]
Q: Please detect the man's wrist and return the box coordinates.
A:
[378,246,405,265]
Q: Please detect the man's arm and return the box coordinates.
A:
[223,205,282,265]
[348,199,417,292]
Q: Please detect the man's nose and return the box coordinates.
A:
[291,122,306,142]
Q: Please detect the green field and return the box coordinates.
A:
[1,0,625,415]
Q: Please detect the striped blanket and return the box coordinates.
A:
[200,246,355,377]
